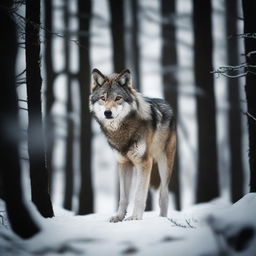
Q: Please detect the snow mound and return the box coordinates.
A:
[1,195,256,256]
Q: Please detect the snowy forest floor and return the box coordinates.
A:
[1,194,256,256]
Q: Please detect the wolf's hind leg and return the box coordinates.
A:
[158,131,176,217]
[110,162,133,223]
[158,154,170,217]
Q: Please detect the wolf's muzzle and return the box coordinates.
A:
[104,110,113,119]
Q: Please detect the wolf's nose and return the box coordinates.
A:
[104,110,112,118]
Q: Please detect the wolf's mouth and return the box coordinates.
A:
[105,116,114,119]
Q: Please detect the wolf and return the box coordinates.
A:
[89,68,176,222]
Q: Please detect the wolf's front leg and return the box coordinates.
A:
[110,162,133,223]
[125,158,152,221]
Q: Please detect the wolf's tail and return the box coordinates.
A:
[150,162,161,189]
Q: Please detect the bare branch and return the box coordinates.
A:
[168,218,187,228]
[168,218,196,229]
[212,62,256,79]
[18,99,27,103]
[19,107,28,111]
[16,69,26,78]
[214,72,247,79]
[10,9,90,50]
[246,112,256,122]
[238,33,256,39]
[247,50,256,57]
[185,219,196,229]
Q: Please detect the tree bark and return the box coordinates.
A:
[242,0,256,192]
[193,0,219,203]
[109,0,126,72]
[63,0,74,211]
[0,3,40,238]
[225,0,244,202]
[161,0,181,210]
[25,0,54,217]
[78,0,94,214]
[130,0,141,90]
[44,0,55,193]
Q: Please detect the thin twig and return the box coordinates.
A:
[216,72,247,79]
[211,62,256,78]
[19,107,28,111]
[18,99,27,103]
[237,33,256,39]
[246,112,256,122]
[16,69,26,78]
[10,9,90,50]
[168,218,187,228]
[247,50,256,57]
[168,218,196,229]
[185,219,196,229]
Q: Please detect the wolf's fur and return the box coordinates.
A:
[89,68,176,222]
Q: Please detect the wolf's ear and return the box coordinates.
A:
[117,69,133,88]
[91,68,106,91]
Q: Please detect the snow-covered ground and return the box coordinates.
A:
[1,194,256,256]
[10,0,254,255]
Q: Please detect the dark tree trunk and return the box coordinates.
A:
[130,0,141,90]
[78,0,94,214]
[193,0,219,203]
[161,0,181,210]
[63,0,74,211]
[145,190,152,211]
[109,0,126,72]
[242,0,256,192]
[225,0,244,202]
[25,0,54,217]
[0,4,39,238]
[44,0,55,193]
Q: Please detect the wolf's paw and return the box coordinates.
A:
[124,216,141,221]
[109,215,125,223]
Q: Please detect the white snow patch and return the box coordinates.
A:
[0,197,235,256]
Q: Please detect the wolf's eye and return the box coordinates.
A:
[100,96,106,101]
[115,96,122,101]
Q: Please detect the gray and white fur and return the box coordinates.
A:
[89,68,176,222]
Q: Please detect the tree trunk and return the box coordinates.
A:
[25,0,54,217]
[242,0,256,192]
[78,0,94,214]
[44,0,55,193]
[161,0,181,210]
[130,0,152,211]
[63,0,74,211]
[0,4,40,238]
[193,0,219,203]
[145,190,152,211]
[109,0,126,72]
[130,0,141,90]
[109,0,136,210]
[225,0,244,202]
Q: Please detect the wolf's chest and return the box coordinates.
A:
[106,130,138,154]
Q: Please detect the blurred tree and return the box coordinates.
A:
[109,0,126,71]
[78,0,94,214]
[0,3,39,238]
[242,0,256,192]
[110,0,152,210]
[63,0,74,211]
[25,0,54,217]
[225,0,244,202]
[130,0,141,91]
[161,0,181,210]
[44,0,56,193]
[193,0,219,202]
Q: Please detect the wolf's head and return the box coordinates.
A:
[89,69,138,129]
